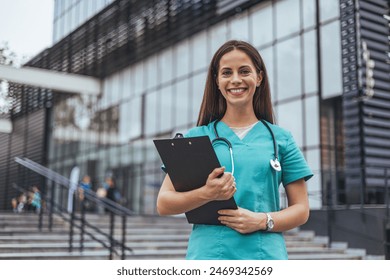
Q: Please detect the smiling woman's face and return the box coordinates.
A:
[217,49,262,111]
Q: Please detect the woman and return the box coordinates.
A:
[156,40,313,259]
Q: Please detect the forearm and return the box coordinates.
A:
[157,187,211,216]
[157,169,235,216]
[218,179,309,234]
[267,203,309,232]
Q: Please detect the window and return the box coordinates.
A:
[174,39,190,78]
[146,55,158,90]
[276,36,301,101]
[229,11,249,42]
[250,2,273,47]
[144,90,158,136]
[208,22,228,61]
[302,0,316,30]
[191,31,208,72]
[320,21,342,98]
[158,84,174,134]
[304,96,320,147]
[306,149,322,209]
[277,99,303,148]
[276,0,300,39]
[133,62,144,96]
[190,71,207,124]
[259,46,275,99]
[158,47,173,84]
[303,30,318,94]
[319,0,340,23]
[122,67,133,99]
[174,78,190,128]
[119,97,142,142]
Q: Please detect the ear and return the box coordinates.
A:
[257,71,263,87]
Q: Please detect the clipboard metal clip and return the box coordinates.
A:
[174,133,184,139]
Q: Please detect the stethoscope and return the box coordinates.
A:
[211,119,281,175]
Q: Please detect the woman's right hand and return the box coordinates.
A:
[157,167,236,216]
[203,167,236,201]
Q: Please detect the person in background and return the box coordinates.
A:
[105,177,121,204]
[11,192,27,213]
[30,185,41,214]
[79,175,92,210]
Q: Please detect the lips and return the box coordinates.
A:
[227,88,247,95]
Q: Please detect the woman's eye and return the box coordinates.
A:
[240,69,251,75]
[221,71,232,76]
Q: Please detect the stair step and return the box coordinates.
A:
[289,253,364,260]
[0,211,369,260]
[0,241,189,253]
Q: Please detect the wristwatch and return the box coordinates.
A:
[264,213,274,231]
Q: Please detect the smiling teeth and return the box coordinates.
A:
[230,89,245,93]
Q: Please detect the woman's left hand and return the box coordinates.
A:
[218,207,264,234]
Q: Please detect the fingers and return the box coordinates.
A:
[205,168,236,200]
[208,166,225,180]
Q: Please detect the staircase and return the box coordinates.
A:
[0,211,373,260]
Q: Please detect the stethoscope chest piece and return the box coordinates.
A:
[270,158,281,172]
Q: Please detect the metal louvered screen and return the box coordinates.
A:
[341,0,390,203]
[25,0,261,78]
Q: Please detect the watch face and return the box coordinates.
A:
[268,219,274,229]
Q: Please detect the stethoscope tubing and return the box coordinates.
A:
[211,119,281,173]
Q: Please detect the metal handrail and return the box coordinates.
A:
[14,157,135,260]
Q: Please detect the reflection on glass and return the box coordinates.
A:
[209,22,228,60]
[306,149,322,209]
[320,21,342,98]
[303,30,318,94]
[159,47,173,84]
[302,0,316,29]
[276,36,301,101]
[319,0,339,23]
[174,78,190,128]
[277,99,303,147]
[122,67,133,99]
[275,0,300,39]
[191,71,207,124]
[158,84,174,134]
[119,97,142,143]
[133,62,144,96]
[229,11,249,42]
[146,55,158,89]
[260,46,275,99]
[144,90,158,136]
[305,96,319,147]
[174,39,190,78]
[191,31,208,72]
[250,2,273,47]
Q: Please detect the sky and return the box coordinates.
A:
[0,0,54,63]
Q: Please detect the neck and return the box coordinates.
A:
[221,108,258,127]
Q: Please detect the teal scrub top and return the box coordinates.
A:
[183,120,313,260]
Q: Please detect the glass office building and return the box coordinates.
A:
[1,0,389,215]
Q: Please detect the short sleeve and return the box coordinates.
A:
[281,133,313,187]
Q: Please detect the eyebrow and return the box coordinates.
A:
[219,65,253,71]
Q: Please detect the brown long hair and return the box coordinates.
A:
[196,40,275,126]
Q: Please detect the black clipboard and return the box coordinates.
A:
[153,135,237,225]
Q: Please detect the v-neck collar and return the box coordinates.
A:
[213,120,261,144]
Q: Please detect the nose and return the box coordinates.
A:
[231,72,242,84]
